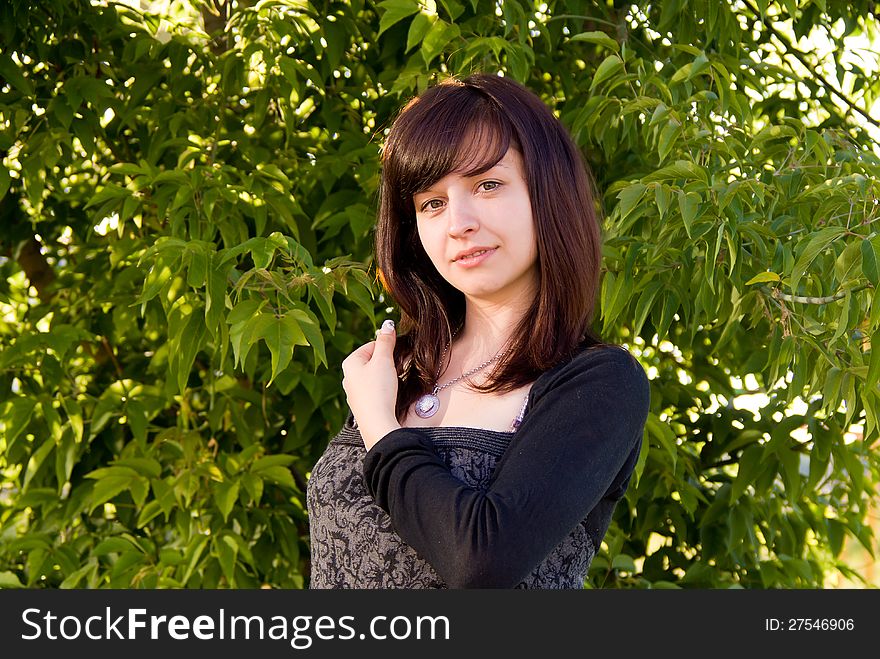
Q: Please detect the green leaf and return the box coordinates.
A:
[439,0,465,20]
[829,290,851,344]
[790,227,847,295]
[657,121,679,163]
[136,259,175,307]
[745,271,781,285]
[861,237,879,286]
[777,447,801,499]
[254,313,309,385]
[834,240,861,284]
[0,571,25,588]
[55,433,77,488]
[656,291,680,340]
[175,310,207,393]
[731,445,764,502]
[249,237,277,270]
[205,254,229,337]
[181,534,209,586]
[241,473,264,506]
[22,439,55,492]
[136,500,164,528]
[214,534,238,586]
[342,275,376,322]
[601,267,630,333]
[89,387,124,440]
[251,454,296,471]
[0,53,35,96]
[654,184,671,218]
[2,397,37,453]
[125,399,149,445]
[152,478,177,518]
[867,330,880,388]
[826,518,845,557]
[229,312,270,371]
[377,0,420,37]
[187,249,208,288]
[0,165,10,201]
[632,280,662,336]
[570,31,619,52]
[590,54,624,92]
[823,367,844,414]
[421,20,460,65]
[88,476,133,513]
[617,183,647,221]
[258,465,296,490]
[227,298,265,325]
[644,160,707,184]
[288,306,327,369]
[213,480,240,522]
[406,12,433,53]
[611,554,636,572]
[677,190,700,238]
[688,53,710,80]
[59,396,84,444]
[632,428,649,488]
[59,563,95,589]
[504,43,531,82]
[670,62,693,85]
[94,537,139,556]
[645,413,677,470]
[308,269,337,332]
[114,457,162,479]
[84,183,128,210]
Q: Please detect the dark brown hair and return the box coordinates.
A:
[375,73,607,421]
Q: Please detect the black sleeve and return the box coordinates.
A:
[362,346,650,588]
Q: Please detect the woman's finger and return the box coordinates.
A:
[341,341,377,374]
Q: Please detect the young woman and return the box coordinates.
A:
[306,73,650,589]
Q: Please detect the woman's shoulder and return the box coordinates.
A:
[531,342,649,402]
[573,342,645,372]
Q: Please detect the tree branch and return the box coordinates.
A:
[762,283,873,305]
[741,0,880,130]
[201,0,230,55]
[16,236,56,303]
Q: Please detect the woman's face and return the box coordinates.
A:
[412,147,538,308]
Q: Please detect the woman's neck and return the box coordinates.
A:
[453,297,528,365]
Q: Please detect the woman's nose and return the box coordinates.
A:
[446,195,479,237]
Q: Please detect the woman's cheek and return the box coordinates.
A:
[418,229,445,270]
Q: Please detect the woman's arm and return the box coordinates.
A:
[362,346,650,588]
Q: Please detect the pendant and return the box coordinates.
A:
[414,393,440,418]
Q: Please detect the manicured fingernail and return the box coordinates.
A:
[381,319,395,334]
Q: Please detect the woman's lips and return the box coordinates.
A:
[453,247,496,267]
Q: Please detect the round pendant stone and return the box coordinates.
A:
[414,393,440,418]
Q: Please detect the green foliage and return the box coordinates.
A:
[1,0,879,589]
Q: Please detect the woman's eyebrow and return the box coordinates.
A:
[461,161,510,177]
[414,162,511,197]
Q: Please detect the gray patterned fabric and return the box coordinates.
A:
[306,416,595,589]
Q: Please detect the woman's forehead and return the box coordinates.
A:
[388,110,518,198]
[449,122,509,171]
[427,148,520,187]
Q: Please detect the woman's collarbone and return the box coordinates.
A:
[403,385,531,431]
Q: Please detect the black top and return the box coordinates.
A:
[307,344,650,589]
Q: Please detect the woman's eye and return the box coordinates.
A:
[420,199,444,212]
[480,181,500,192]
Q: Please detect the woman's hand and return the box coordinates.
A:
[341,319,402,450]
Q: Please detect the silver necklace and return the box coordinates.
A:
[414,336,509,419]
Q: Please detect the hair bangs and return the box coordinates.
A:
[386,89,514,202]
